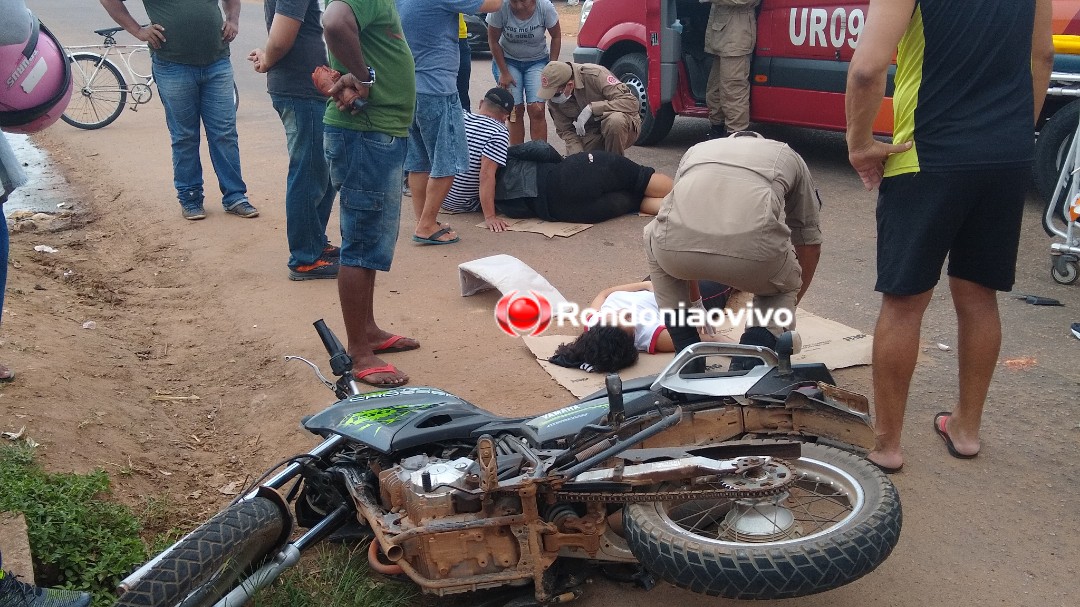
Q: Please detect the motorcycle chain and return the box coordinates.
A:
[550,458,797,503]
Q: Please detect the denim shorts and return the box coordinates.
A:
[404,93,468,178]
[323,127,407,271]
[492,56,547,105]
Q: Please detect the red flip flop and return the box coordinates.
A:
[933,412,979,459]
[373,335,420,354]
[354,364,407,387]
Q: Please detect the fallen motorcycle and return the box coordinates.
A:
[114,321,901,606]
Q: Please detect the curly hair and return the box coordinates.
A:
[551,326,639,373]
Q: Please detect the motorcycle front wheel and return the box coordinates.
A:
[115,496,288,607]
[623,441,901,600]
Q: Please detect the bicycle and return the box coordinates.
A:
[62,26,239,130]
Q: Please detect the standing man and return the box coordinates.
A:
[644,132,821,364]
[99,0,259,220]
[536,61,640,156]
[249,0,339,280]
[845,0,1054,471]
[703,0,760,140]
[322,0,419,387]
[397,0,504,246]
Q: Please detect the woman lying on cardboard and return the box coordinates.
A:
[549,280,737,373]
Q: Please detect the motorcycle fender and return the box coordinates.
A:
[254,485,295,551]
[739,383,876,450]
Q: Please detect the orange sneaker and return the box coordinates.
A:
[289,259,339,281]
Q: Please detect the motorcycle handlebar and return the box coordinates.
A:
[313,319,354,378]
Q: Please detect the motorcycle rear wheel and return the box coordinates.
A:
[115,496,287,607]
[623,441,901,600]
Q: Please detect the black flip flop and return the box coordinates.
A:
[933,412,979,459]
[868,458,903,474]
[412,226,459,245]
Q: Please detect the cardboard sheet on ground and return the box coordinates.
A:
[522,309,873,398]
[474,215,592,238]
[458,254,569,309]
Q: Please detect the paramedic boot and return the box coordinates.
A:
[0,569,91,607]
[728,326,778,372]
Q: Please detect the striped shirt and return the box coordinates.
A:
[442,110,510,213]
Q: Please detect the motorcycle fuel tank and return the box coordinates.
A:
[303,387,504,453]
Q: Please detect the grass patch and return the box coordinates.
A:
[0,444,145,607]
[0,444,419,607]
[252,543,418,607]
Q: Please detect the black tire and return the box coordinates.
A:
[115,497,287,607]
[62,53,127,130]
[1034,99,1080,236]
[610,53,675,146]
[233,81,240,112]
[623,441,902,600]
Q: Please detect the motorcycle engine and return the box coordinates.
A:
[379,454,477,524]
[378,454,524,586]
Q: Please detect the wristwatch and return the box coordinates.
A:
[358,66,376,86]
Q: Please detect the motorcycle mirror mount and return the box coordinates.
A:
[606,373,625,425]
[775,330,802,377]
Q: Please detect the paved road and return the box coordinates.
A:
[28,2,1080,606]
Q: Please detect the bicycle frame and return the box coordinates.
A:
[65,43,152,108]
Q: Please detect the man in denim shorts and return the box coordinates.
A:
[845,0,1054,472]
[398,0,504,245]
[322,0,417,387]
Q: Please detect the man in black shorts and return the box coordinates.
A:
[845,0,1054,472]
[493,141,673,223]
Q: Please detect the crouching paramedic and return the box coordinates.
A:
[643,131,822,367]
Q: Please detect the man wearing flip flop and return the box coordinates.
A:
[321,0,419,387]
[845,0,1054,471]
[398,0,506,246]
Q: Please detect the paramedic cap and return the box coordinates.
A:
[538,62,574,99]
[483,87,515,114]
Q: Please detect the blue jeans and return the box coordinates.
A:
[457,38,472,110]
[271,94,335,268]
[324,127,407,271]
[152,56,248,209]
[0,201,7,324]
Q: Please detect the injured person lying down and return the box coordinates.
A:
[548,280,735,373]
[439,88,673,228]
[494,142,674,223]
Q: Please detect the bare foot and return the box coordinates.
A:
[867,449,903,473]
[414,222,458,244]
[369,331,419,353]
[0,363,14,382]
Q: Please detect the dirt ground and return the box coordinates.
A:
[2,1,1079,606]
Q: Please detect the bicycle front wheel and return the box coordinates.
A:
[62,53,127,130]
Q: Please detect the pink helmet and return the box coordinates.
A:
[0,15,72,134]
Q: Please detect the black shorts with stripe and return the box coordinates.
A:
[875,167,1028,295]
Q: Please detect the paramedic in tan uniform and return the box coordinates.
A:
[536,61,641,155]
[644,131,822,359]
[705,0,760,139]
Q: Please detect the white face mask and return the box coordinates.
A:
[549,92,570,104]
